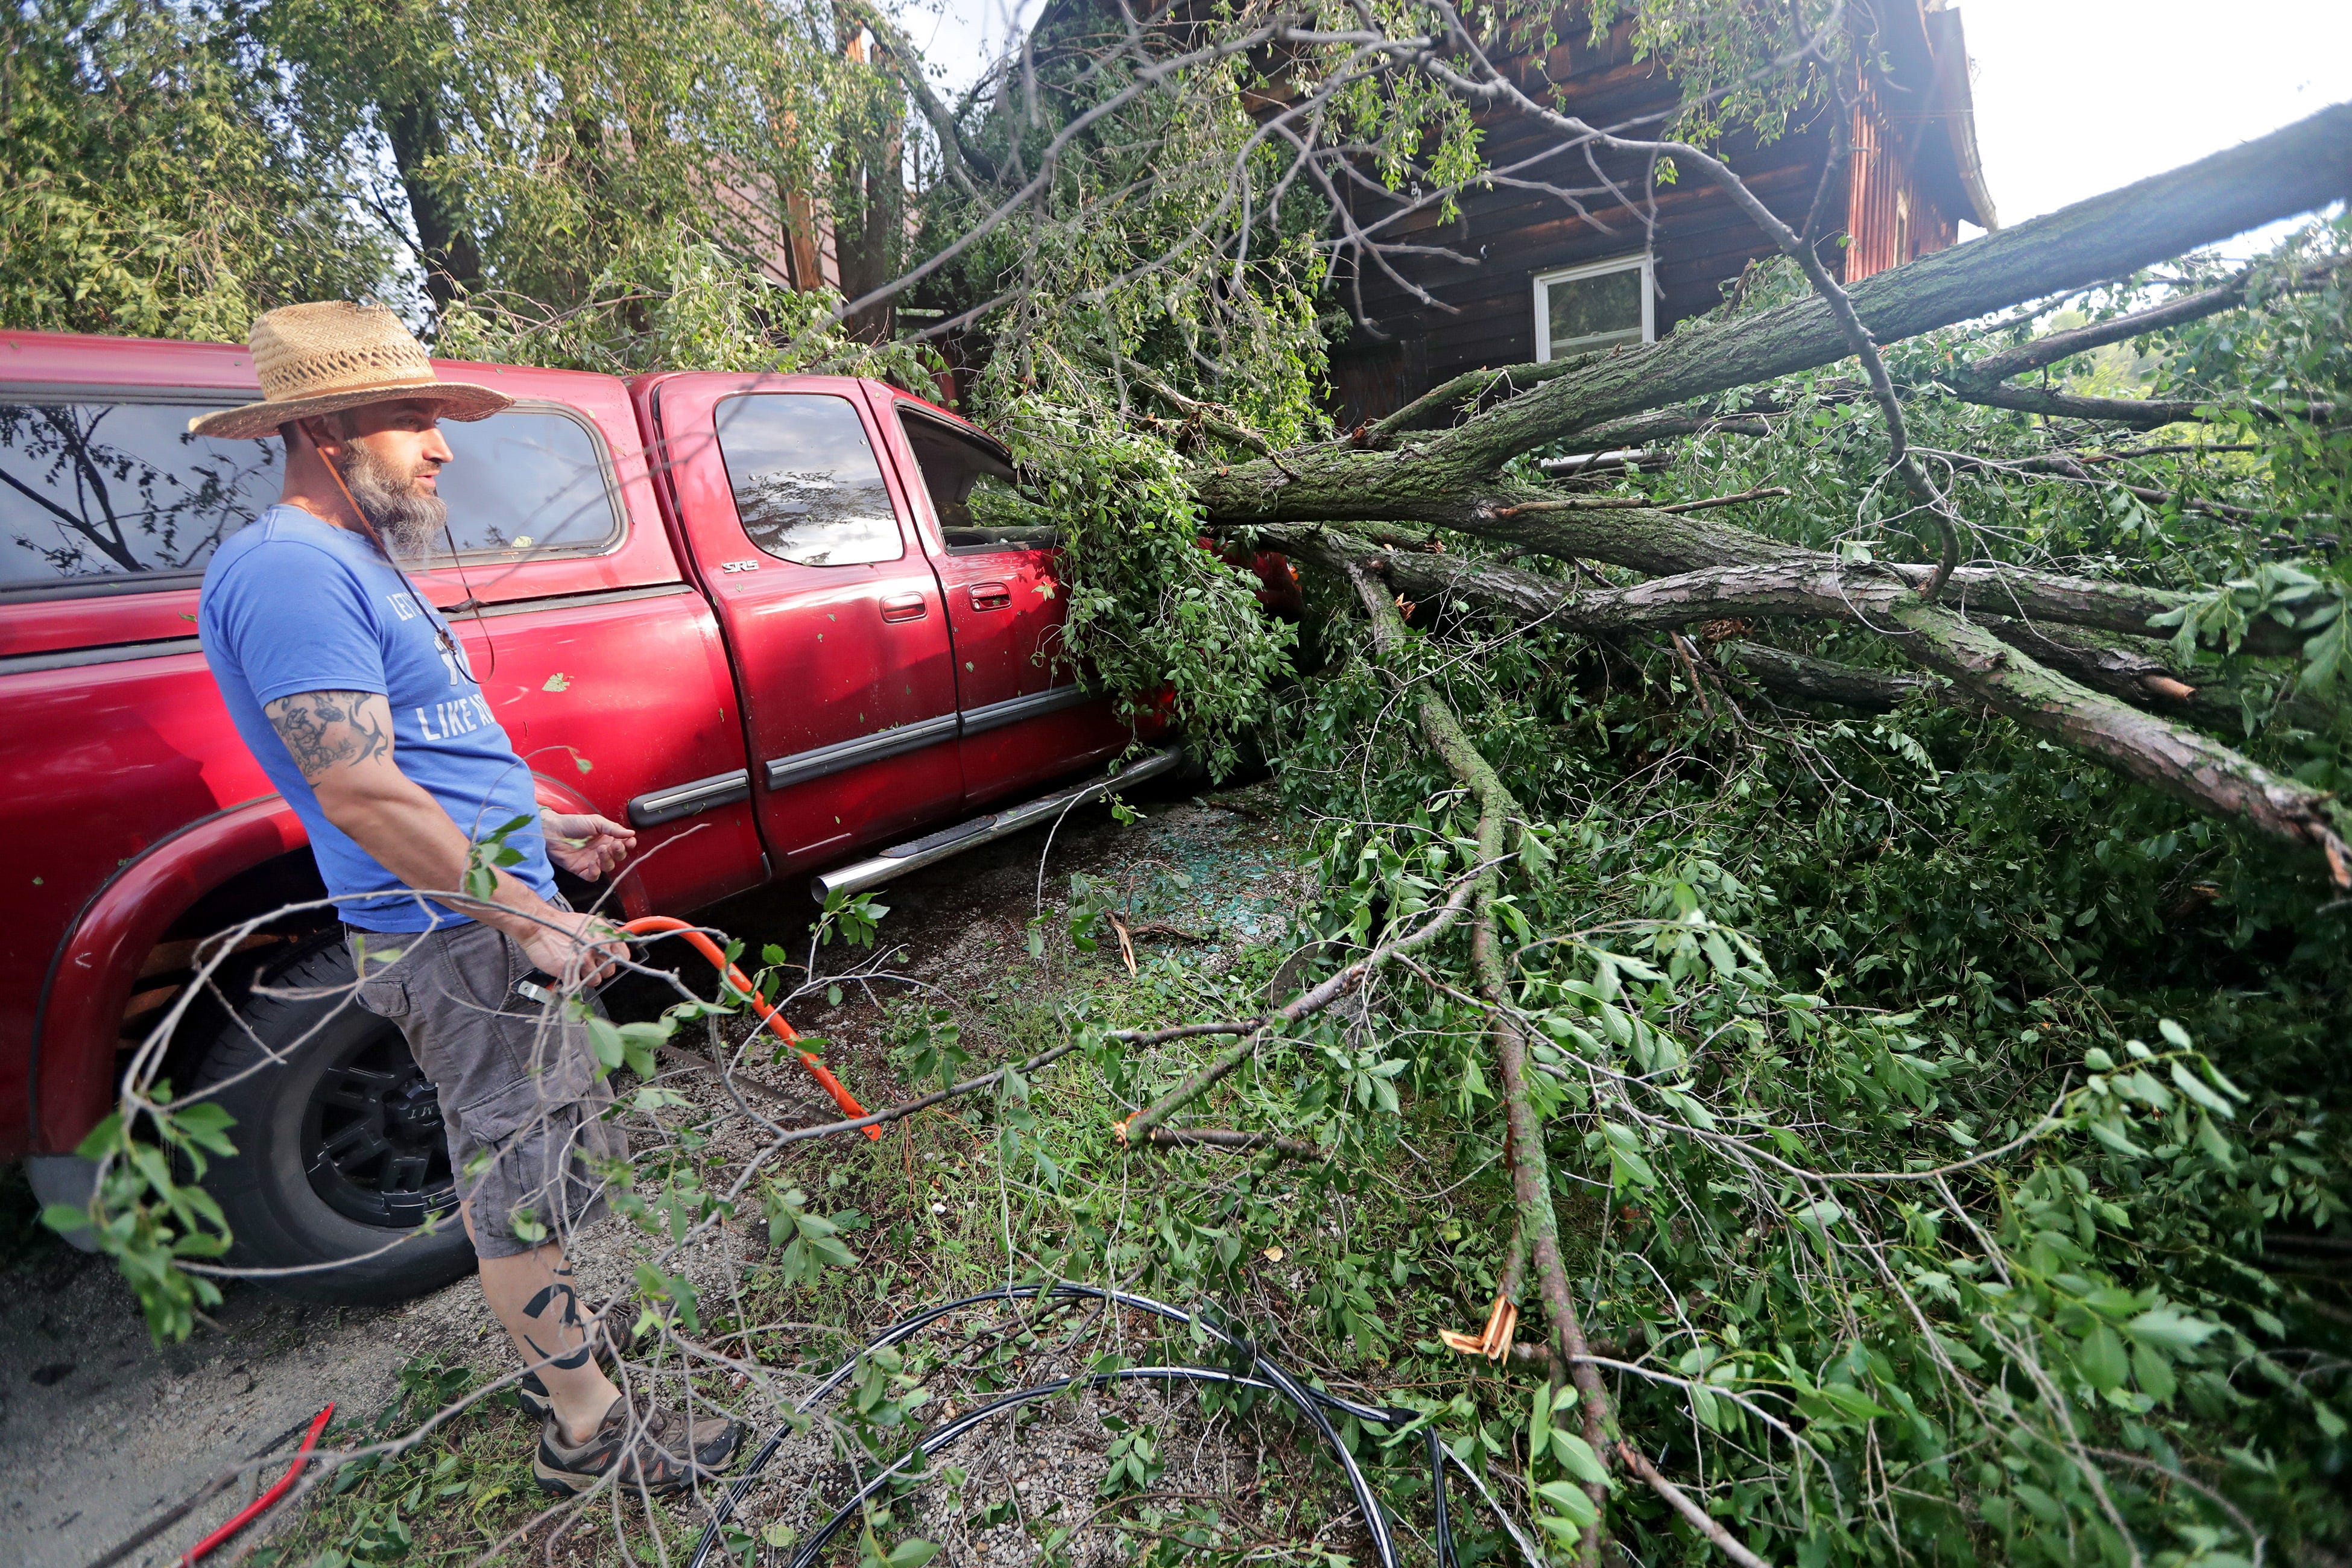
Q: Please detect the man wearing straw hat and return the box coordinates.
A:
[195,302,739,1496]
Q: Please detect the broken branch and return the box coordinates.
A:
[1615,1441,1772,1568]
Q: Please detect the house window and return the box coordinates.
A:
[1532,254,1654,361]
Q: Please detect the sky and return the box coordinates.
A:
[1958,0,2352,237]
[905,0,2352,241]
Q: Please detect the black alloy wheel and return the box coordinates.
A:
[303,1029,457,1230]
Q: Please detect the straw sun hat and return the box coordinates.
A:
[188,301,513,440]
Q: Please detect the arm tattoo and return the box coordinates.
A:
[264,690,393,783]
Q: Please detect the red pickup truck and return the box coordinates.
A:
[1,329,1182,1298]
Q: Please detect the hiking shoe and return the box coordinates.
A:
[533,1394,741,1497]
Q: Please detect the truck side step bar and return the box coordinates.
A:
[809,747,1187,903]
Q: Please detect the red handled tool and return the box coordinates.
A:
[621,916,881,1139]
[182,1402,333,1564]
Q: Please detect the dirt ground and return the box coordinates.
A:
[0,776,1309,1568]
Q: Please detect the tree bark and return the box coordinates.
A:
[1346,563,1620,1560]
[1192,104,2352,522]
[1937,383,2214,428]
[1889,603,2351,881]
[835,13,905,342]
[1255,520,2305,658]
[381,91,481,313]
[1718,640,1935,712]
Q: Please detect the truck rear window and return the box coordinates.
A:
[0,397,621,592]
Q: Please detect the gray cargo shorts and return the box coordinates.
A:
[345,908,628,1260]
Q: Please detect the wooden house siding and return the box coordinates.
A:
[1844,78,1958,281]
[1326,4,1990,428]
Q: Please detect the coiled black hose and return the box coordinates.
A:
[685,1282,1542,1568]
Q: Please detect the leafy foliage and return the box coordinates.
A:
[0,1,390,339]
[434,234,944,391]
[17,2,2352,1564]
[994,401,1295,776]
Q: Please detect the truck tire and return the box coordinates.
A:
[190,931,476,1305]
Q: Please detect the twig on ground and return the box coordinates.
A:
[1616,1440,1773,1568]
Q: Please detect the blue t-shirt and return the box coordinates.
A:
[199,506,556,931]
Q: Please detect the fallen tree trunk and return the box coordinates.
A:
[1889,604,2352,879]
[1285,528,2351,882]
[1194,104,2352,523]
[1176,111,2352,886]
[1259,520,2305,657]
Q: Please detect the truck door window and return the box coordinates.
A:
[898,411,1057,552]
[1,397,622,590]
[715,394,905,566]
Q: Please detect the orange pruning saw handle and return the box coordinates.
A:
[621,917,882,1139]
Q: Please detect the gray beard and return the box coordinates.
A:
[342,443,449,564]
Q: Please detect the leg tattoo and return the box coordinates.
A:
[520,1267,595,1371]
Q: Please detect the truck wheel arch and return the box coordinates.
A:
[30,795,311,1154]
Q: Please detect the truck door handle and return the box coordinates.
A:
[968,581,1012,612]
[880,593,929,623]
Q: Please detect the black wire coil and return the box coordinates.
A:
[684,1282,1541,1568]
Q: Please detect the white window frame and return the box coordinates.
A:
[1532,253,1656,362]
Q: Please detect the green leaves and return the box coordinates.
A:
[1533,1478,1599,1534]
[889,1008,969,1091]
[2146,561,2352,700]
[1099,1423,1164,1496]
[631,1262,701,1335]
[1527,1380,1607,1542]
[463,814,536,902]
[995,403,1297,780]
[584,1015,668,1080]
[48,1096,240,1344]
[2123,1307,2221,1356]
[817,887,889,949]
[761,1184,864,1288]
[857,1533,940,1568]
[1593,1120,1657,1189]
[2078,1323,2128,1392]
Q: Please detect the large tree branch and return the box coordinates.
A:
[1718,640,1935,712]
[1193,103,2352,521]
[1936,383,2216,428]
[1344,563,1619,1560]
[1956,271,2259,385]
[1950,382,2336,428]
[1274,526,2350,880]
[1889,603,2351,884]
[842,0,1000,192]
[1948,256,2342,392]
[1363,353,1599,445]
[1251,518,2306,657]
[1983,622,2202,710]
